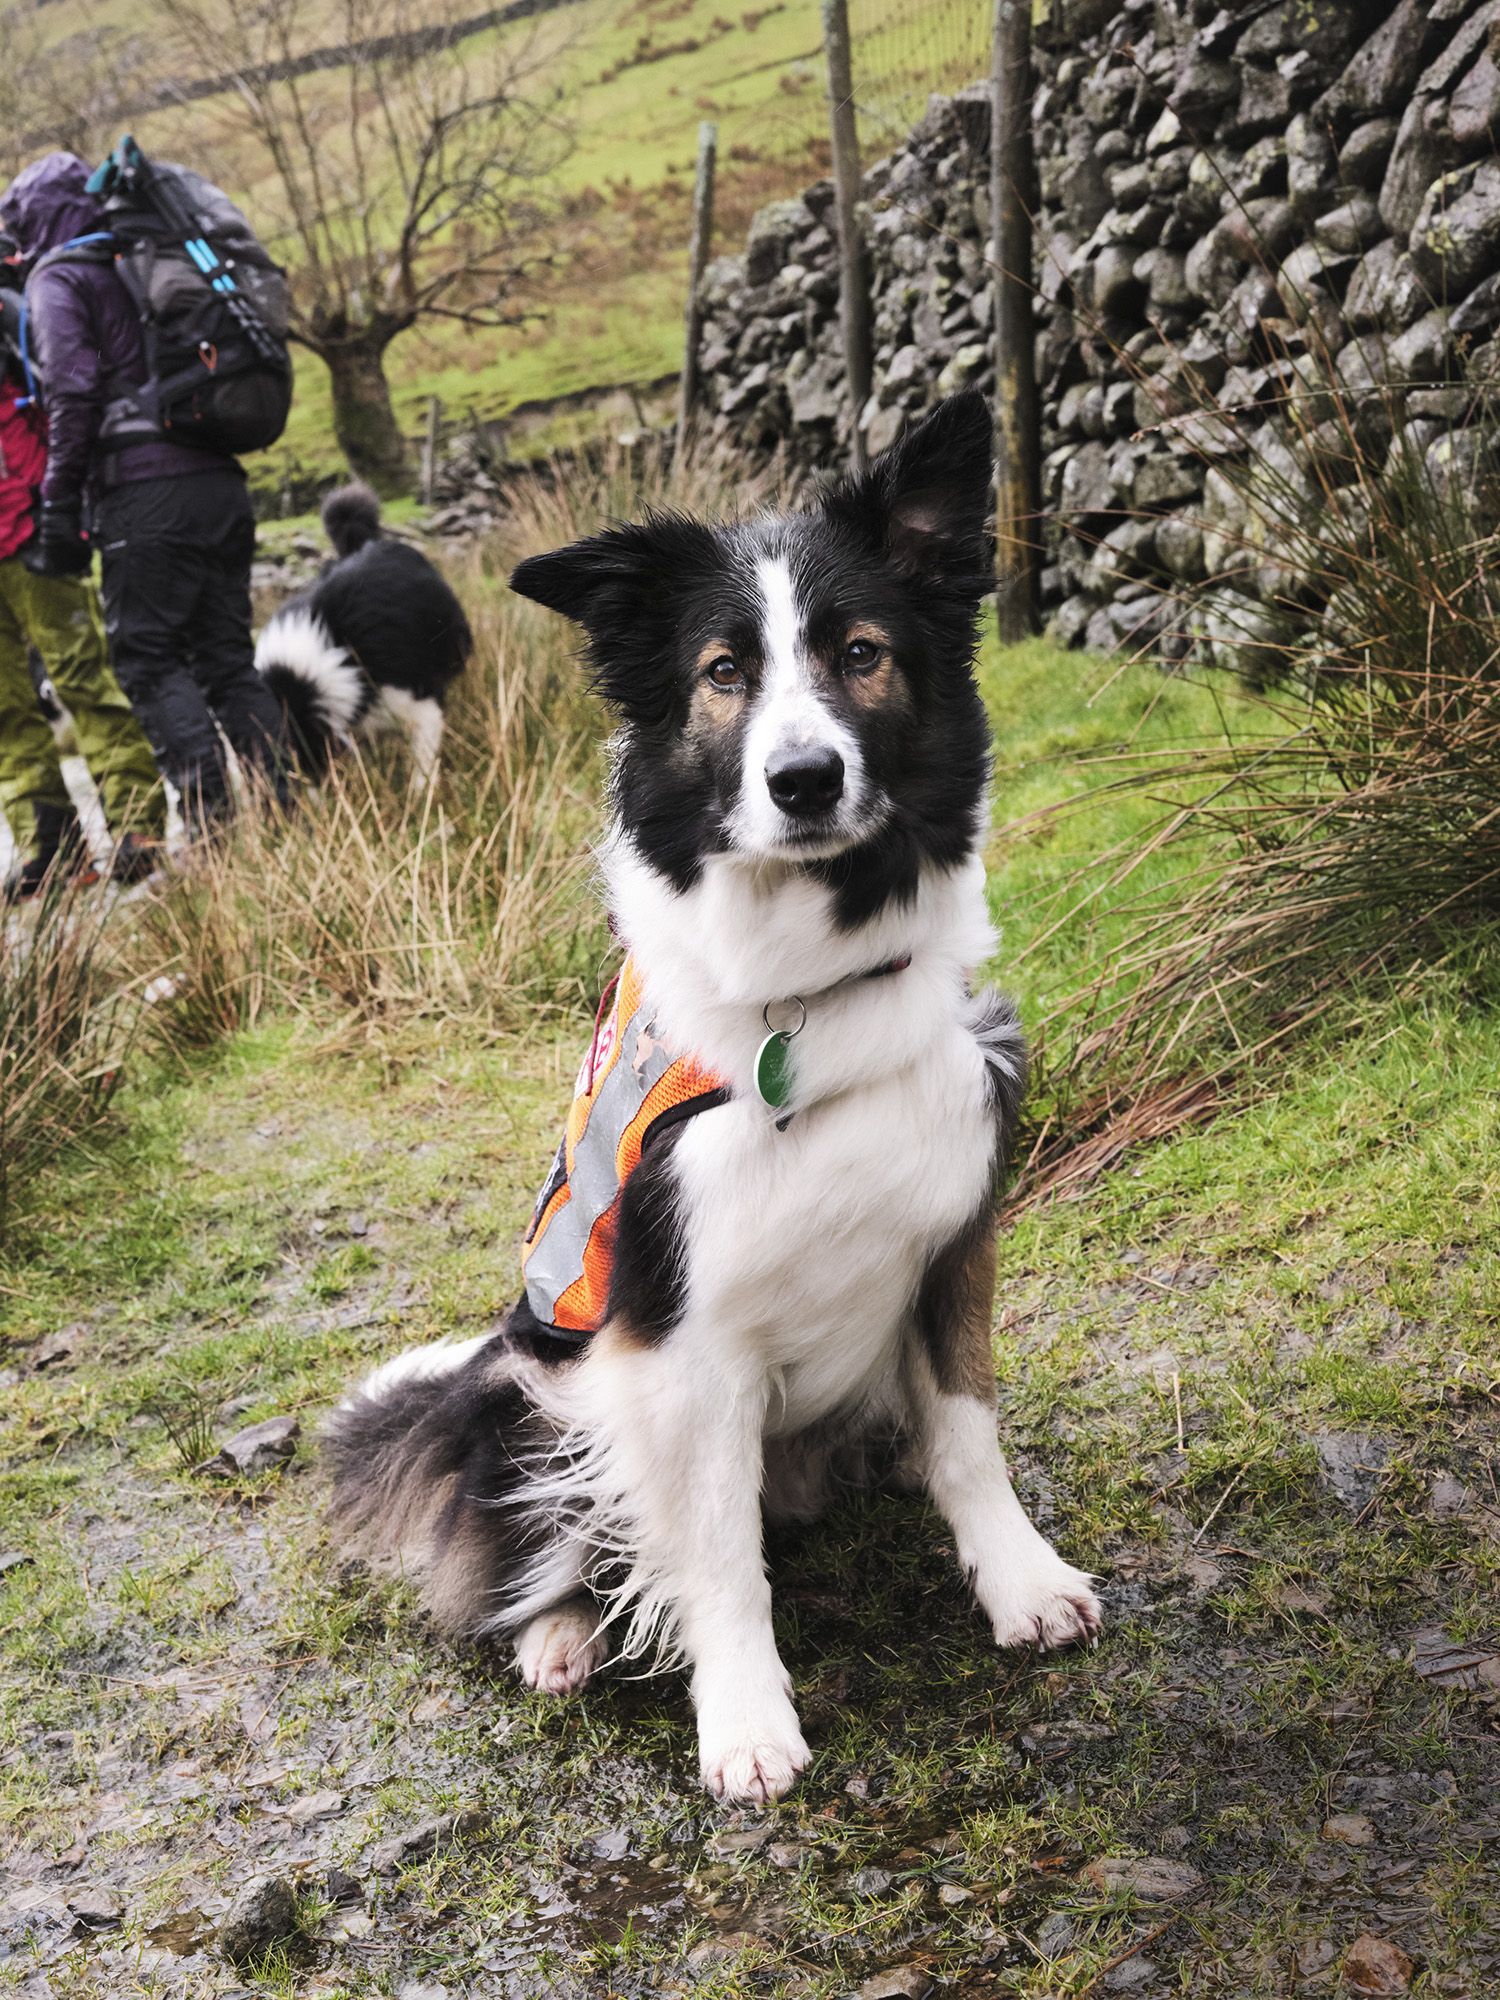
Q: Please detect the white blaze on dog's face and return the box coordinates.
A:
[713,552,876,860]
[508,391,997,920]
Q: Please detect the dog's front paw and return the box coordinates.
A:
[697,1693,810,1804]
[983,1550,1102,1653]
[514,1598,609,1694]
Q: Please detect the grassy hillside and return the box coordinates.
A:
[3,622,1496,1996]
[19,0,988,491]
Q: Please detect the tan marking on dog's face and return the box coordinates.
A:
[817,620,903,711]
[688,639,747,736]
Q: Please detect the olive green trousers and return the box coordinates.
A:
[0,556,165,860]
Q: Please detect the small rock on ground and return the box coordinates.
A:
[855,1970,932,2000]
[204,1416,300,1476]
[217,1875,299,1965]
[1323,1812,1377,1845]
[1343,1932,1415,1994]
[1085,1856,1204,1899]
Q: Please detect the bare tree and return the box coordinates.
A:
[0,5,152,183]
[156,0,571,492]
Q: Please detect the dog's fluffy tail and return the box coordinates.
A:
[254,608,365,778]
[321,481,383,558]
[324,1331,569,1638]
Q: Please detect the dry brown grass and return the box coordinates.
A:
[135,434,780,1055]
[0,880,136,1237]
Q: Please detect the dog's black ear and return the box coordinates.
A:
[824,389,994,591]
[510,514,719,722]
[510,514,716,630]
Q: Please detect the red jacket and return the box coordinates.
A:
[0,380,45,564]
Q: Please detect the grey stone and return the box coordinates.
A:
[788,358,843,428]
[1169,51,1238,124]
[1379,95,1453,241]
[1232,63,1290,138]
[67,1888,122,1931]
[1334,335,1392,399]
[1134,454,1200,509]
[864,403,905,458]
[1319,0,1436,121]
[1155,515,1205,580]
[851,1866,896,1897]
[1338,119,1398,192]
[1135,248,1191,311]
[1059,441,1115,521]
[855,1970,932,2000]
[1452,271,1500,336]
[1184,224,1244,309]
[1426,426,1500,513]
[885,344,920,388]
[1451,45,1500,153]
[745,200,812,286]
[1314,197,1382,257]
[1086,592,1169,655]
[1389,308,1455,384]
[1089,240,1146,320]
[936,343,989,395]
[217,1876,299,1966]
[1217,198,1296,266]
[1411,160,1500,293]
[1286,113,1337,225]
[1104,1958,1160,1992]
[208,1416,299,1477]
[1276,242,1355,324]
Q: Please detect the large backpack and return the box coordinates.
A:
[37,137,293,457]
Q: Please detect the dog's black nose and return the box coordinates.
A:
[766,746,844,817]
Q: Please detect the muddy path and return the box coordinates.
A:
[2,1025,1498,1997]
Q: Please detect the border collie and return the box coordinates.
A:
[255,484,472,780]
[324,393,1101,1804]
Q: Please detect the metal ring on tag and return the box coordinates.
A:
[762,995,807,1039]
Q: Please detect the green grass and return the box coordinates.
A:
[2,631,1497,1996]
[20,0,989,496]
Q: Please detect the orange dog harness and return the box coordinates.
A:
[522,956,728,1337]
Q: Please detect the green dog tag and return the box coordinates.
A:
[755,1030,795,1111]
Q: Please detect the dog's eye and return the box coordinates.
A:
[704,656,744,691]
[844,638,881,674]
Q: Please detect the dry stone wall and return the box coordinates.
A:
[693,0,1500,653]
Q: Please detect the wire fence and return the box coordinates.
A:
[846,0,991,146]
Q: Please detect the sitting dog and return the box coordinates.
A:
[324,392,1101,1804]
[255,483,472,781]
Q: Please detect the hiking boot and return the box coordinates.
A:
[109,832,166,887]
[1,803,99,903]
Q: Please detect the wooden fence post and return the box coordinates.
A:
[821,0,873,474]
[676,120,718,461]
[992,0,1040,639]
[421,394,442,506]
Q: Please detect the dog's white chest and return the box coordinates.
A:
[675,1023,992,1433]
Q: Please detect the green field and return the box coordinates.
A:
[19,0,989,494]
[3,625,1496,1995]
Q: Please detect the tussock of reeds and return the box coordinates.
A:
[1017,348,1500,1200]
[0,878,135,1235]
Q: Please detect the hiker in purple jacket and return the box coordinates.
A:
[0,152,288,827]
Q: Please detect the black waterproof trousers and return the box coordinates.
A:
[96,466,288,823]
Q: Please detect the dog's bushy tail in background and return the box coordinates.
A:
[321,481,383,558]
[253,608,363,777]
[323,1332,570,1638]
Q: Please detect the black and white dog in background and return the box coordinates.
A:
[324,393,1101,1805]
[255,483,472,781]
